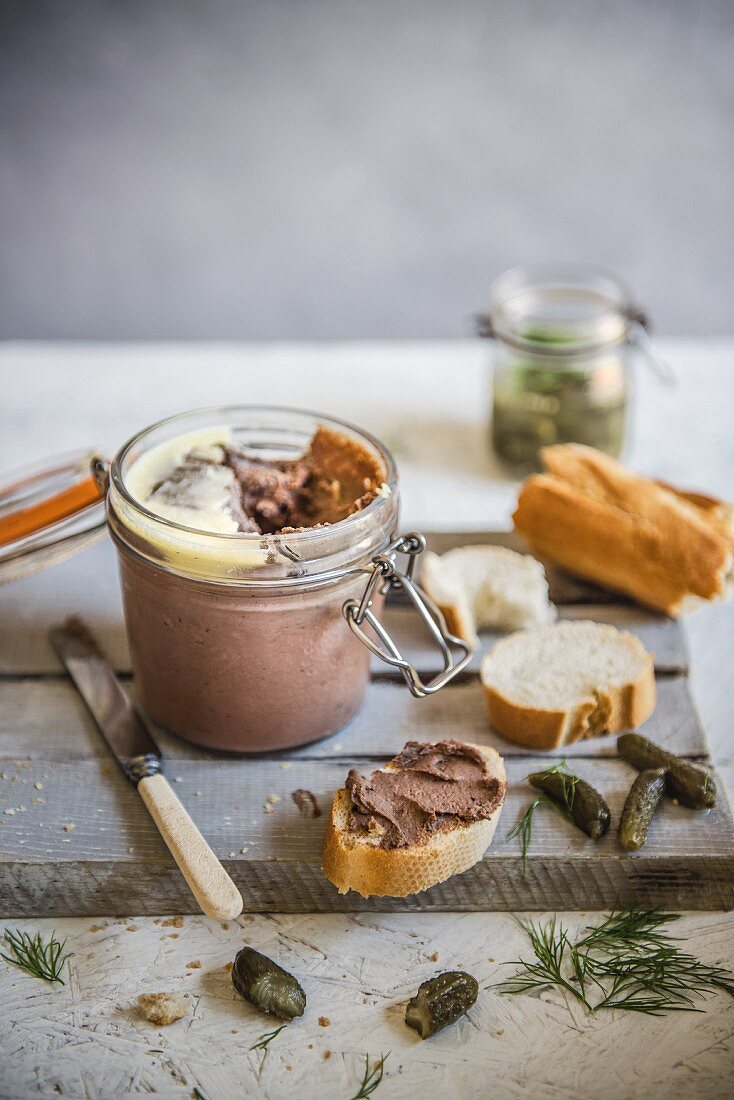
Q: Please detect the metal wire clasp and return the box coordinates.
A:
[343,532,474,697]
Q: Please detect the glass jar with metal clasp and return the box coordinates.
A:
[0,406,473,754]
[478,263,673,475]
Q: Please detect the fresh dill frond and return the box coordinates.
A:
[249,1023,288,1051]
[348,1052,390,1099]
[495,909,734,1018]
[505,759,578,868]
[574,908,679,955]
[506,795,551,868]
[1,928,72,984]
[498,917,590,1008]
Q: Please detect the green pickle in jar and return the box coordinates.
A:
[491,331,628,473]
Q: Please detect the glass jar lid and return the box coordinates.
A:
[0,449,107,584]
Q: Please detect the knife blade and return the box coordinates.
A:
[50,617,243,921]
[50,617,161,779]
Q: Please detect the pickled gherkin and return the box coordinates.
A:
[617,733,717,810]
[231,946,306,1020]
[528,769,611,840]
[618,768,666,851]
[405,971,478,1039]
[492,356,627,473]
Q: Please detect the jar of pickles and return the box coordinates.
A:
[482,264,653,474]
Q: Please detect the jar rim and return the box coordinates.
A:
[110,403,398,544]
[108,404,400,586]
[489,262,635,357]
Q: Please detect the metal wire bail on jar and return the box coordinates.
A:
[343,532,474,696]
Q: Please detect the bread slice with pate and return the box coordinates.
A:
[420,544,555,648]
[480,620,656,751]
[322,740,506,898]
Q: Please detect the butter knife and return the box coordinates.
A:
[49,617,243,921]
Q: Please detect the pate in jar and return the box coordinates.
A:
[106,406,468,753]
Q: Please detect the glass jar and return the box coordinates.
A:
[106,406,469,753]
[483,264,644,474]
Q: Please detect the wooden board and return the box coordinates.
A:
[1,530,731,914]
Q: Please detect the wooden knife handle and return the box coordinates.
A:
[137,774,243,921]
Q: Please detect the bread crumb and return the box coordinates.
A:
[318,1017,330,1027]
[127,924,139,932]
[161,916,184,928]
[263,804,275,814]
[323,1050,332,1060]
[186,960,201,969]
[240,847,248,855]
[137,992,189,1027]
[220,922,230,930]
[266,793,281,804]
[31,798,45,805]
[496,1027,505,1035]
[63,823,76,832]
[487,957,495,963]
[281,762,292,770]
[34,782,43,790]
[89,924,104,933]
[174,776,183,783]
[194,790,202,797]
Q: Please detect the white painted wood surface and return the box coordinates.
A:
[1,341,733,1099]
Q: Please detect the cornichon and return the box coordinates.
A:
[231,946,306,1020]
[618,768,666,851]
[529,770,611,840]
[617,733,717,810]
[405,970,478,1039]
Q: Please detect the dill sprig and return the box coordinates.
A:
[506,759,577,867]
[496,909,734,1016]
[249,1023,288,1051]
[1,928,72,984]
[348,1052,390,1099]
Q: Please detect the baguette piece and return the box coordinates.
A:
[481,620,656,751]
[322,742,506,898]
[513,444,733,617]
[420,545,555,648]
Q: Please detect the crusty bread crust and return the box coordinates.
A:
[481,648,656,751]
[432,601,476,649]
[321,743,506,898]
[419,552,478,647]
[513,445,732,617]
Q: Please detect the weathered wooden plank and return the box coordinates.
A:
[382,602,688,675]
[0,531,661,677]
[1,757,731,914]
[0,673,706,762]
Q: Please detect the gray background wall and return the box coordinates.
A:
[0,0,732,340]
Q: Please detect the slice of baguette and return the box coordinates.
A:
[322,743,506,898]
[480,620,656,751]
[513,444,733,617]
[420,545,555,648]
